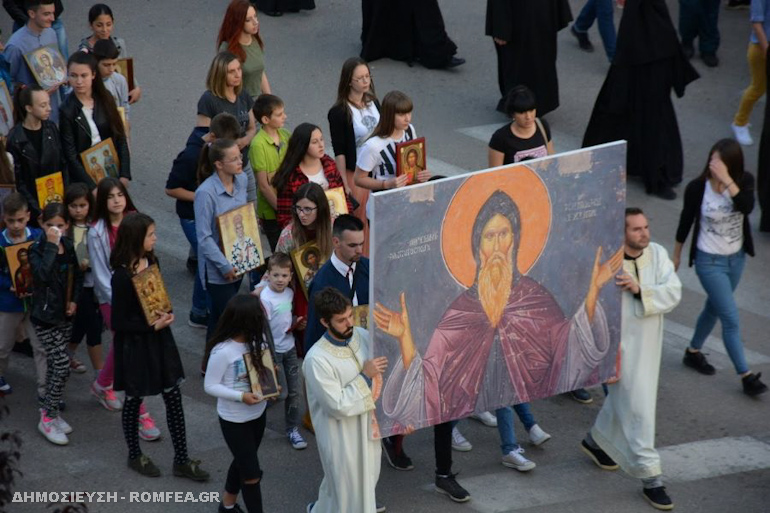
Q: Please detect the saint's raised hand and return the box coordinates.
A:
[374,292,410,339]
[590,246,624,292]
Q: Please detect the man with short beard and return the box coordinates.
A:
[581,208,681,511]
[375,190,623,440]
[303,287,387,513]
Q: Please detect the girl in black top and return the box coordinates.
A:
[59,51,130,191]
[6,84,67,220]
[110,212,209,480]
[673,139,766,396]
[488,86,553,168]
[29,202,83,445]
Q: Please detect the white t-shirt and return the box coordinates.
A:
[307,169,329,189]
[697,180,744,255]
[351,101,380,160]
[260,286,296,353]
[358,124,416,218]
[204,339,268,423]
[81,106,102,147]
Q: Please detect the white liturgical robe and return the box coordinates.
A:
[303,327,381,513]
[592,242,682,478]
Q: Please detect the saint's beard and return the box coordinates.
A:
[478,250,514,328]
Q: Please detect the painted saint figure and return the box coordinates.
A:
[14,247,34,297]
[374,190,623,427]
[103,149,118,178]
[230,213,261,275]
[402,148,423,185]
[43,178,63,206]
[302,247,321,290]
[88,156,105,182]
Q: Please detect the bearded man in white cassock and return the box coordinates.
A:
[303,287,388,513]
[581,208,682,511]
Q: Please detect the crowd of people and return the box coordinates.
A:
[0,0,767,512]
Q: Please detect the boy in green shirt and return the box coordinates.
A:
[249,94,290,251]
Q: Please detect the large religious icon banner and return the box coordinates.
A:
[370,141,627,437]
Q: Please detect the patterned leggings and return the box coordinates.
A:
[34,322,73,419]
[122,386,188,464]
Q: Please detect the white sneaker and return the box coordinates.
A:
[731,123,753,146]
[470,411,498,427]
[527,424,551,446]
[38,412,69,445]
[502,447,536,471]
[451,427,473,452]
[53,415,73,435]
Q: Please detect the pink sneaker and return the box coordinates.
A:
[138,412,161,441]
[38,411,68,445]
[91,381,123,411]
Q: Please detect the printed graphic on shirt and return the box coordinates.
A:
[702,194,742,245]
[231,358,251,394]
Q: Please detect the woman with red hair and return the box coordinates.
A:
[217,0,271,99]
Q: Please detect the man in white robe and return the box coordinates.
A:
[303,287,388,513]
[581,208,682,511]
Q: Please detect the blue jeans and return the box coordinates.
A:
[179,218,207,318]
[573,0,617,61]
[690,249,748,375]
[513,403,535,431]
[679,0,721,55]
[275,348,300,431]
[496,407,520,455]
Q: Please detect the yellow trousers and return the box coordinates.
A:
[734,43,767,127]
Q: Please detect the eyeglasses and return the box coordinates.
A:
[351,74,372,84]
[294,205,318,215]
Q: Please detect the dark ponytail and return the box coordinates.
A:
[12,83,45,125]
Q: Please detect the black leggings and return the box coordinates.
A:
[219,414,266,513]
[122,386,188,464]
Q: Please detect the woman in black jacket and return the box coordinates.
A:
[59,51,130,191]
[29,202,83,445]
[6,84,67,219]
[673,138,767,397]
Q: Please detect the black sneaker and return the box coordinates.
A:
[742,372,768,396]
[702,53,719,67]
[581,440,619,470]
[128,454,161,477]
[570,25,594,52]
[568,388,593,404]
[173,459,210,482]
[12,339,33,357]
[642,486,674,510]
[218,502,244,513]
[683,349,716,375]
[382,437,414,471]
[681,42,694,60]
[435,473,471,503]
[653,186,677,200]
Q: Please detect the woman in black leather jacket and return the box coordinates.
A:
[6,84,67,219]
[59,51,130,191]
